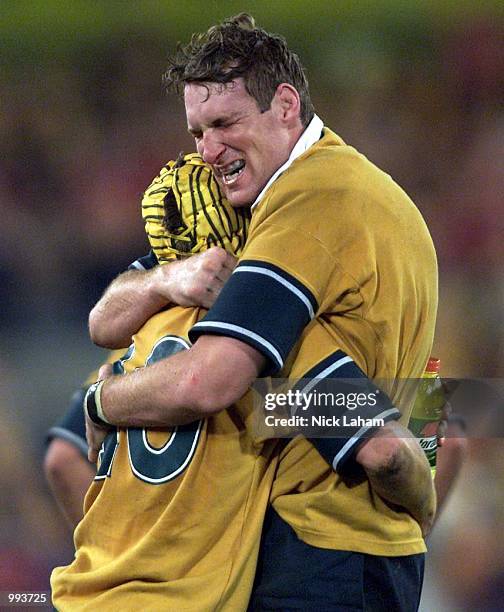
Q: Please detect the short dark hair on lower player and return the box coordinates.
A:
[164,13,314,128]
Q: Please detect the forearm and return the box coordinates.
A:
[89,268,169,348]
[100,351,203,426]
[89,248,237,349]
[53,465,95,529]
[44,440,95,529]
[356,422,436,535]
[434,422,467,519]
[366,444,436,530]
[98,335,264,427]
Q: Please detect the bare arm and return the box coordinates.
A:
[434,418,467,520]
[86,335,266,462]
[89,248,237,349]
[44,439,95,530]
[86,337,436,538]
[88,267,169,349]
[356,421,437,537]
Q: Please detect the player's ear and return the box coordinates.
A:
[271,83,301,124]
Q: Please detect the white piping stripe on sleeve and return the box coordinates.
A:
[234,266,315,319]
[48,427,88,455]
[332,407,400,471]
[129,260,147,270]
[299,356,354,396]
[192,321,284,368]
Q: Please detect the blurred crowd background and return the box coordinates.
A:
[0,2,502,609]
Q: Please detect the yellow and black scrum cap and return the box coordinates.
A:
[142,153,250,262]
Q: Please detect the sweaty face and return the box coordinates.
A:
[185,79,292,207]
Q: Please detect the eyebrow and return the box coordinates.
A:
[188,112,241,135]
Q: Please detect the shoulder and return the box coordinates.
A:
[250,131,380,245]
[249,128,435,270]
[289,129,375,187]
[259,129,391,219]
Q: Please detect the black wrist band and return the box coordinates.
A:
[84,381,109,428]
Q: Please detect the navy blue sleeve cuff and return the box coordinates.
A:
[189,260,318,375]
[310,405,400,476]
[46,387,89,460]
[128,250,158,271]
[294,350,400,474]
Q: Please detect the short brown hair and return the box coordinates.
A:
[164,13,314,127]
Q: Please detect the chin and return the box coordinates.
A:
[224,189,255,208]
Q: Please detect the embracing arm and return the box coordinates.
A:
[355,421,436,536]
[89,267,170,349]
[86,335,266,461]
[89,248,237,349]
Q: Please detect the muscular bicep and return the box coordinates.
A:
[187,334,266,412]
[189,253,320,375]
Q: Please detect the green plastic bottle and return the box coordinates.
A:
[409,357,445,477]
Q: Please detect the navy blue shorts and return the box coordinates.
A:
[248,506,424,611]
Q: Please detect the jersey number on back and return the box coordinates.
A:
[96,335,203,484]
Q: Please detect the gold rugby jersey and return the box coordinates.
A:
[51,306,280,611]
[190,128,438,555]
[270,321,428,555]
[52,155,257,611]
[51,312,370,610]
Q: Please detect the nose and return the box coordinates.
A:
[199,132,225,165]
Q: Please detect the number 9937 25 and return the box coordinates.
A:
[2,592,49,606]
